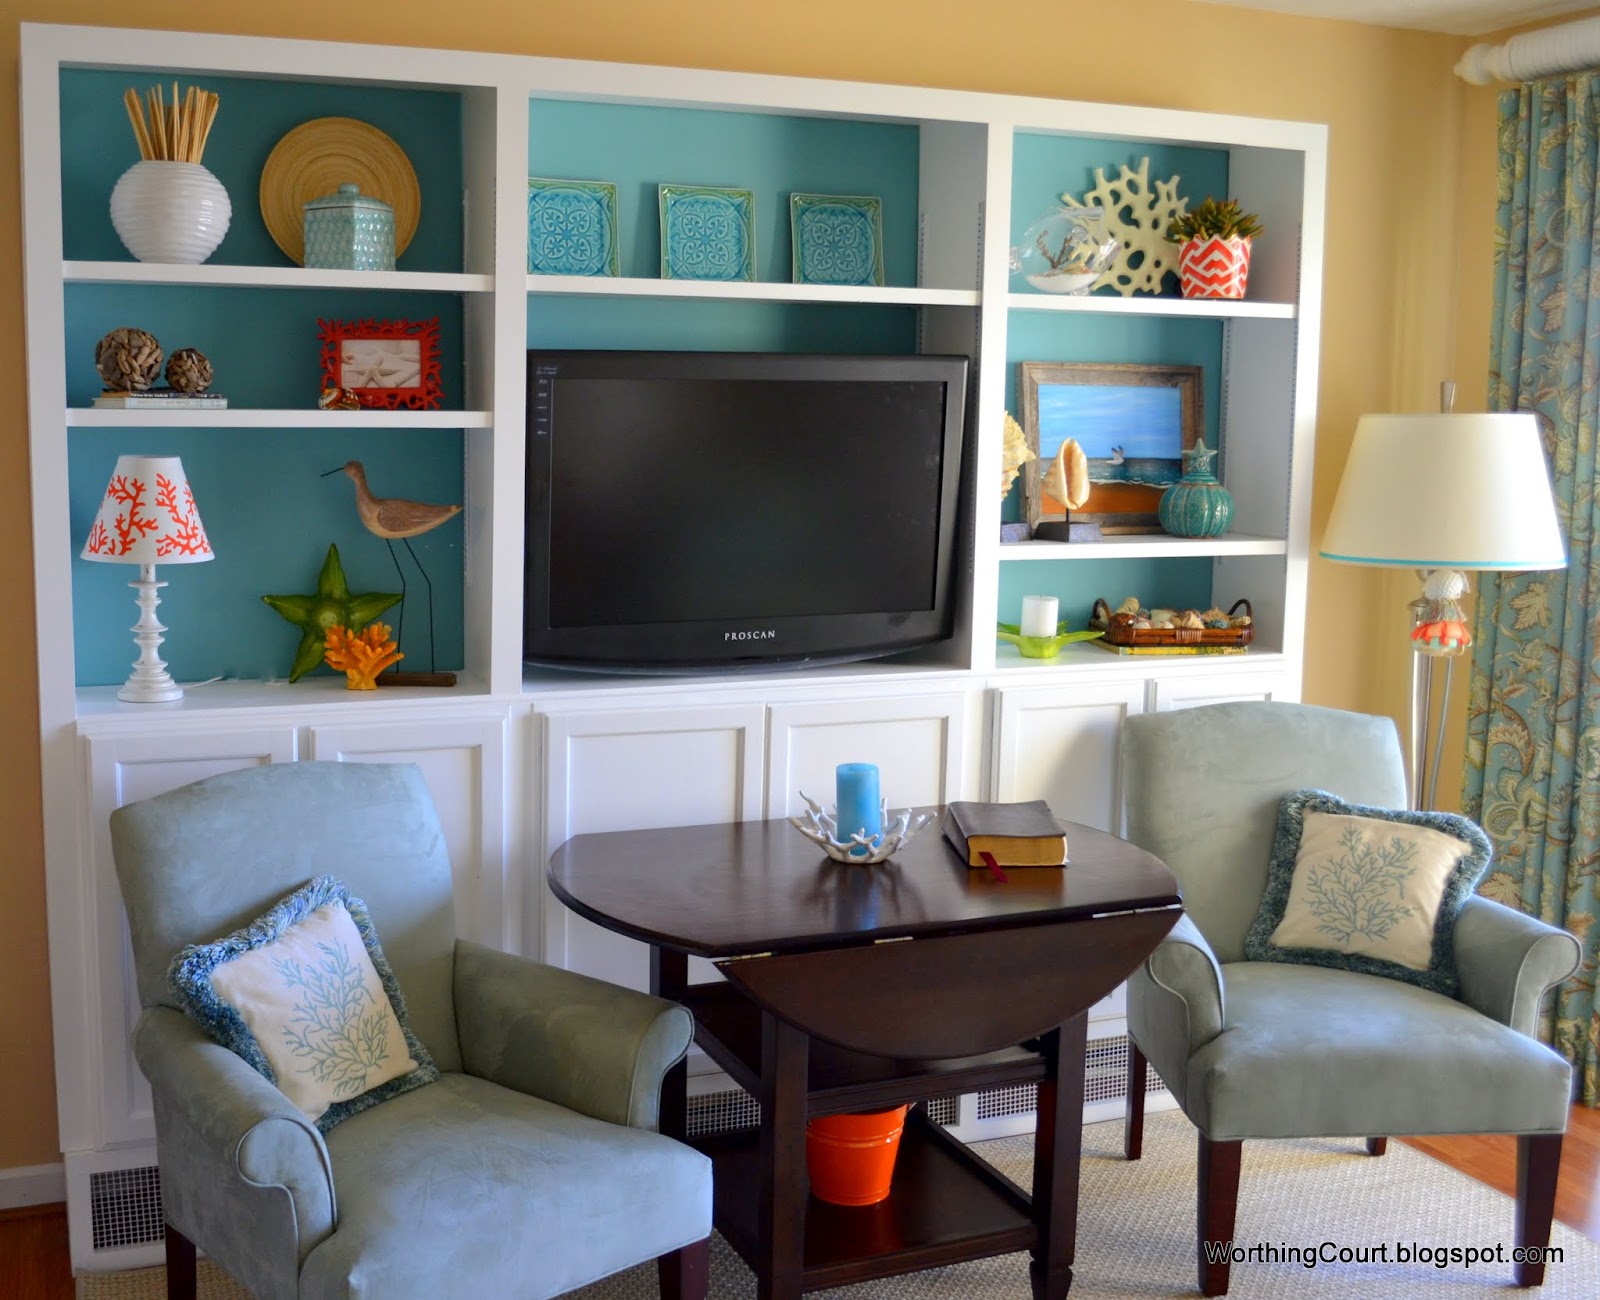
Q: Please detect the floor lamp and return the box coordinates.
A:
[1319,395,1564,809]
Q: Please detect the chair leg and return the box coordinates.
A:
[164,1224,197,1300]
[658,1235,711,1300]
[1125,1040,1148,1161]
[1515,1133,1562,1287]
[1197,1135,1242,1297]
[1365,1137,1387,1156]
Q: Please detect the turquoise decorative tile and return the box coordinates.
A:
[658,184,755,281]
[790,193,883,287]
[527,178,619,276]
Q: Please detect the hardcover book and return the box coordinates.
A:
[93,389,228,409]
[942,799,1069,867]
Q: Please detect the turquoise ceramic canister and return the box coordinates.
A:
[303,183,395,271]
[1159,439,1235,538]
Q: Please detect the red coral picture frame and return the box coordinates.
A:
[318,317,442,410]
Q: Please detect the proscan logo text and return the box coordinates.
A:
[725,630,777,642]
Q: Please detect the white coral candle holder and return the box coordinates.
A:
[788,791,932,864]
[110,161,232,264]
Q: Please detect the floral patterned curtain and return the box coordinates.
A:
[1463,74,1599,1106]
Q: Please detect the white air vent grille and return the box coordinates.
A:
[922,1094,960,1126]
[688,1090,962,1136]
[974,1034,1162,1118]
[90,1165,163,1251]
[976,1082,1038,1121]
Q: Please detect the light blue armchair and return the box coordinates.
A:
[109,761,712,1300]
[1119,702,1580,1296]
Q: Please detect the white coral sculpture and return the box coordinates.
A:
[1062,157,1188,296]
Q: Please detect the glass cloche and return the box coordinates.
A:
[1009,205,1119,295]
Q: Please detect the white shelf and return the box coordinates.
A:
[997,533,1287,561]
[75,674,493,729]
[1005,292,1295,319]
[63,261,493,293]
[528,274,980,308]
[989,642,1286,674]
[65,408,493,429]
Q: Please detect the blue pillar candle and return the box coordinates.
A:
[835,762,883,847]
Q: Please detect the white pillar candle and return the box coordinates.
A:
[1020,594,1059,638]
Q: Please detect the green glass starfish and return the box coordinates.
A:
[262,543,402,683]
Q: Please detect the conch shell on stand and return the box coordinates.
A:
[1046,438,1091,511]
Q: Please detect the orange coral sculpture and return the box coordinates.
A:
[324,622,403,690]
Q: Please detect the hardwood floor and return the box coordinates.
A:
[3,1106,1595,1299]
[0,1204,74,1300]
[1401,1101,1600,1242]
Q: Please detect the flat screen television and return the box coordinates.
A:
[524,349,970,673]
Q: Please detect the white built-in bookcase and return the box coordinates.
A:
[21,21,1324,1270]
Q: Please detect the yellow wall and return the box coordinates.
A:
[0,0,1497,1171]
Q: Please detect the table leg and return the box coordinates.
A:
[1029,1012,1088,1300]
[651,947,690,1141]
[756,1011,809,1300]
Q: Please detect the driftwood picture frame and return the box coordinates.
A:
[1019,361,1203,534]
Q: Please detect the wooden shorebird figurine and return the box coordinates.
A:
[322,459,461,678]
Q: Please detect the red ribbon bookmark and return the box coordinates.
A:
[978,851,1009,884]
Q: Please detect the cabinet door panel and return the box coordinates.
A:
[305,716,509,950]
[766,691,971,818]
[85,729,297,1147]
[542,704,765,990]
[1150,670,1286,712]
[991,680,1145,834]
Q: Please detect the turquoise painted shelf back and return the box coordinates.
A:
[59,69,464,271]
[527,296,919,355]
[70,427,466,688]
[528,100,919,285]
[1010,135,1229,299]
[997,557,1215,636]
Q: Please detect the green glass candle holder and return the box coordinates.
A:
[996,622,1106,659]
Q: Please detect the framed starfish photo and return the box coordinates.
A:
[317,317,442,410]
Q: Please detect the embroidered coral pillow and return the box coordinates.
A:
[1243,790,1492,996]
[169,876,437,1130]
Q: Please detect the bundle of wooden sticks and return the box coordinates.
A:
[123,83,220,164]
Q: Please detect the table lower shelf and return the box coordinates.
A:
[685,982,1046,1113]
[696,1108,1036,1290]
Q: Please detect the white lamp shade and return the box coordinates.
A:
[1320,413,1565,570]
[81,455,213,565]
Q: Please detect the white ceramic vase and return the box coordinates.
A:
[109,161,232,264]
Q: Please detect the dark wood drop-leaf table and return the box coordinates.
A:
[548,812,1182,1300]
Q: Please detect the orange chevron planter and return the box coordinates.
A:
[1178,235,1253,299]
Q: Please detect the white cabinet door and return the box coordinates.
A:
[305,715,510,951]
[541,703,765,990]
[991,679,1146,834]
[1149,670,1287,712]
[765,690,973,818]
[84,728,297,1147]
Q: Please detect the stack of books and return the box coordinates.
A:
[93,389,228,410]
[942,799,1070,877]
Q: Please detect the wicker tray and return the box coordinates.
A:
[1090,597,1254,648]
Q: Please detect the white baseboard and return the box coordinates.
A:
[0,1162,67,1210]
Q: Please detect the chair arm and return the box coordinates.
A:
[1135,913,1227,1054]
[132,1007,335,1281]
[453,939,693,1131]
[1453,895,1581,1038]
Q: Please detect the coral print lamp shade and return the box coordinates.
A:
[81,454,213,703]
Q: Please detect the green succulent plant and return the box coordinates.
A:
[1166,197,1264,243]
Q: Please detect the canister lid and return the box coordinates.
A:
[303,183,393,213]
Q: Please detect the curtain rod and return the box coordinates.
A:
[1456,15,1600,84]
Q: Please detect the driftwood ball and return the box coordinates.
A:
[166,347,214,393]
[94,327,162,392]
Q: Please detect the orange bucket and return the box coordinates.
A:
[805,1105,909,1206]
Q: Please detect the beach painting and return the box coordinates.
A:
[1018,361,1203,533]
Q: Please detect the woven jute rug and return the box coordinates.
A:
[78,1111,1599,1298]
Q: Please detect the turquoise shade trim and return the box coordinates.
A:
[168,874,438,1133]
[1243,789,1492,997]
[1319,550,1567,569]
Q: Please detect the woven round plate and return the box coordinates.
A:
[259,117,421,265]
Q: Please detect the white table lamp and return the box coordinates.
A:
[1320,395,1564,807]
[80,454,214,702]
